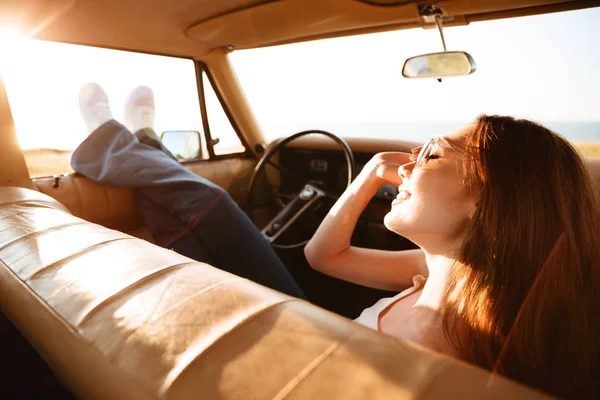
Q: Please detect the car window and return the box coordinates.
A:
[3,40,206,177]
[230,7,600,158]
[202,72,246,156]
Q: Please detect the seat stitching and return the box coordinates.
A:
[0,221,87,252]
[272,328,359,400]
[0,209,33,224]
[0,257,161,400]
[29,240,138,297]
[23,237,135,281]
[7,250,39,265]
[76,261,200,326]
[0,200,69,213]
[2,227,122,265]
[161,296,300,396]
[0,209,52,232]
[84,264,180,330]
[112,276,244,365]
[134,276,243,327]
[411,359,452,399]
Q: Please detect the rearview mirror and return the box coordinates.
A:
[402,51,476,79]
[160,130,203,161]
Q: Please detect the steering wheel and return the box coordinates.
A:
[247,130,356,249]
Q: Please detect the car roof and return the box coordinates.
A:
[6,0,600,58]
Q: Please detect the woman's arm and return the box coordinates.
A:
[304,152,427,291]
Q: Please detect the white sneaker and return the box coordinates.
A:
[124,86,155,133]
[79,83,113,135]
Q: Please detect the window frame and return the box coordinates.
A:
[12,43,254,178]
[190,61,252,162]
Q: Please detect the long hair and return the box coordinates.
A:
[443,115,600,397]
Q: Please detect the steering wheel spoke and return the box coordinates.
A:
[261,184,325,243]
[247,130,356,248]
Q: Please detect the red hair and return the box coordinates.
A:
[443,115,600,397]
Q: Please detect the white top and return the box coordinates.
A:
[354,275,427,331]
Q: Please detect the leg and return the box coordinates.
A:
[188,195,307,299]
[132,128,307,298]
[168,228,217,266]
[74,83,306,299]
[133,127,178,161]
[72,118,225,226]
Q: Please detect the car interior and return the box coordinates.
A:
[1,0,599,399]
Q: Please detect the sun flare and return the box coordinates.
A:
[0,26,24,70]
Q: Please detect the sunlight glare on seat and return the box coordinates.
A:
[28,209,80,267]
[0,26,23,72]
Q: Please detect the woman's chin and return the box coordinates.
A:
[383,209,408,235]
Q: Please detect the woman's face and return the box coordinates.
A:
[384,126,477,248]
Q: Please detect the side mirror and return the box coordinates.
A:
[402,51,476,79]
[160,130,203,161]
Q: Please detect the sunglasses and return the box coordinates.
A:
[414,136,465,169]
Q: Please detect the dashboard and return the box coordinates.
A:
[276,146,416,254]
[279,147,399,203]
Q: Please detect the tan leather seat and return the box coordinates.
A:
[31,174,153,242]
[0,187,550,399]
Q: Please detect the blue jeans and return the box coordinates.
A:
[71,120,306,299]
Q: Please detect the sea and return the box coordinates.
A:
[263,121,600,145]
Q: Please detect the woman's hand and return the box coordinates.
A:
[361,152,415,187]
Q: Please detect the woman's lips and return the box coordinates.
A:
[391,188,411,205]
[397,190,411,200]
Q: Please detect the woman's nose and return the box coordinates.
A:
[398,162,414,179]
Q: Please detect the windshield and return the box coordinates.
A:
[230,7,600,157]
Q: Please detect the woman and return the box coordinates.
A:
[77,84,598,397]
[306,116,600,398]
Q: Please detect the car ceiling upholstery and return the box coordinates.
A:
[4,0,600,59]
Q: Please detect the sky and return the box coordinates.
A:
[1,6,599,149]
[230,7,600,133]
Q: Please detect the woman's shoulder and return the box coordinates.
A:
[354,274,427,329]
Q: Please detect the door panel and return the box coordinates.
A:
[31,157,258,239]
[32,174,145,234]
[186,157,256,204]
